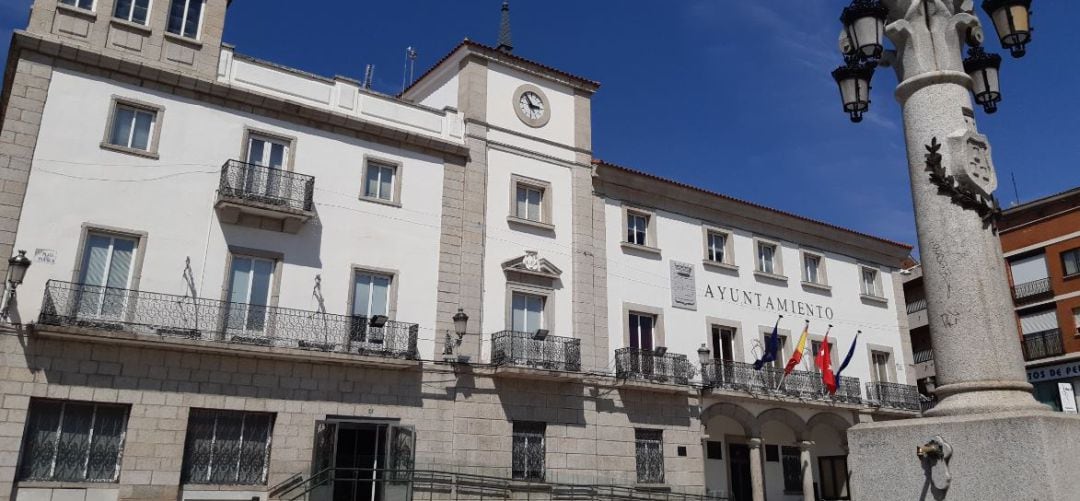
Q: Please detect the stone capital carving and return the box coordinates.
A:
[798,440,816,451]
[883,0,983,84]
[748,437,763,448]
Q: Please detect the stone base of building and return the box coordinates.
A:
[848,409,1080,500]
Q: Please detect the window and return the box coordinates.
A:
[810,340,835,374]
[363,160,397,202]
[861,267,883,297]
[871,350,892,383]
[629,312,655,351]
[167,0,204,39]
[352,271,391,318]
[757,241,778,275]
[247,135,288,169]
[634,429,664,484]
[818,456,851,500]
[764,444,779,462]
[181,409,274,485]
[705,441,723,460]
[1063,249,1080,277]
[764,333,788,370]
[711,326,735,362]
[627,212,649,246]
[113,0,151,24]
[107,103,157,152]
[706,231,728,264]
[77,232,138,319]
[515,185,543,222]
[511,422,545,481]
[781,446,802,493]
[226,256,274,334]
[511,292,545,333]
[18,399,129,482]
[803,252,826,285]
[60,0,94,11]
[1074,308,1080,336]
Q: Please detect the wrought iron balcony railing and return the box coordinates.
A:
[614,348,693,385]
[1022,329,1064,361]
[865,381,923,411]
[1011,277,1052,303]
[218,160,315,212]
[700,360,862,405]
[490,330,581,372]
[913,348,934,364]
[38,280,418,359]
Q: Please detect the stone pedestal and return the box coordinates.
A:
[848,411,1080,500]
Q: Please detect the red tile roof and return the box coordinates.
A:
[401,39,600,98]
[594,159,913,251]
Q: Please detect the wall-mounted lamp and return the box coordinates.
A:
[368,315,389,328]
[444,308,470,363]
[654,346,668,356]
[697,344,712,366]
[2,250,31,320]
[533,329,549,340]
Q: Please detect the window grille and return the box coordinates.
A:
[781,446,802,493]
[634,429,664,483]
[181,409,274,485]
[18,400,129,482]
[512,422,545,481]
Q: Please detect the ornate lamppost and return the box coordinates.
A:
[823,1,1080,498]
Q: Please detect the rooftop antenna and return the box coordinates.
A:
[363,64,375,90]
[497,1,513,53]
[1010,171,1021,207]
[401,47,417,93]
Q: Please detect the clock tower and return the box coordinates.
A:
[401,11,606,368]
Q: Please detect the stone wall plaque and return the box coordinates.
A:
[670,261,697,310]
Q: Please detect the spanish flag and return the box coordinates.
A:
[783,321,810,375]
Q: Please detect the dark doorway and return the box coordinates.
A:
[728,443,752,501]
[333,423,387,501]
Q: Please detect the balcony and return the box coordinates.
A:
[37,280,419,365]
[1022,329,1064,361]
[913,348,934,364]
[865,381,923,412]
[215,160,315,234]
[1012,277,1053,304]
[905,298,927,314]
[614,348,693,389]
[700,360,863,405]
[491,331,581,380]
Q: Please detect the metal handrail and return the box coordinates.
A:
[490,330,582,372]
[38,280,419,359]
[1012,277,1052,302]
[271,467,729,501]
[614,348,694,385]
[905,298,927,314]
[865,381,922,411]
[700,359,862,404]
[219,159,315,212]
[1021,329,1064,361]
[912,348,934,364]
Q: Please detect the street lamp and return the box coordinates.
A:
[831,60,876,123]
[840,0,890,61]
[982,0,1033,58]
[2,250,31,320]
[964,46,1004,114]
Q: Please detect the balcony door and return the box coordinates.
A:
[629,312,656,376]
[870,351,892,384]
[511,292,544,334]
[245,135,288,201]
[226,256,274,338]
[76,233,137,320]
[351,272,391,345]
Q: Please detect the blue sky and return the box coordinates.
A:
[2,1,1079,250]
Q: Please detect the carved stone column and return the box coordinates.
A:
[799,441,815,501]
[883,0,1041,416]
[748,438,765,501]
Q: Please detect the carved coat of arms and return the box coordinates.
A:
[946,128,997,199]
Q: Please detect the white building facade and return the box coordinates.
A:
[0,2,917,501]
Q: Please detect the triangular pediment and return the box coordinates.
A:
[502,251,562,279]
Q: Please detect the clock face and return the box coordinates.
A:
[518,91,545,120]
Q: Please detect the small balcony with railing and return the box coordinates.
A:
[865,381,923,412]
[614,348,694,392]
[1012,277,1053,304]
[700,360,863,406]
[490,330,582,380]
[36,280,419,368]
[215,160,315,233]
[1022,329,1064,361]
